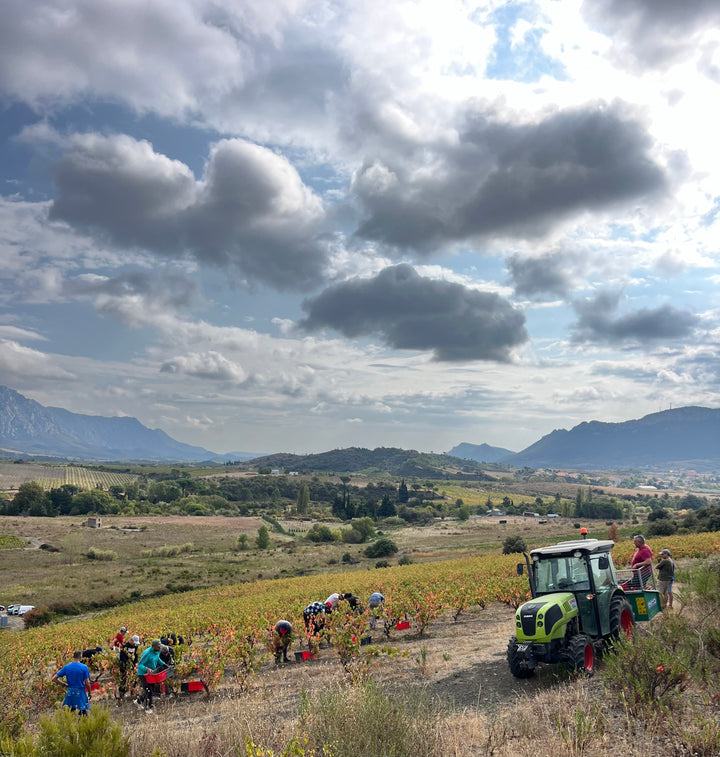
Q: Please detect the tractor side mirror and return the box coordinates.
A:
[598,556,609,570]
[516,563,524,576]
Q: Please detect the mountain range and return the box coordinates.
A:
[0,386,251,462]
[1,385,719,471]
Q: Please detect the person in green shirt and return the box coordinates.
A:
[656,549,675,610]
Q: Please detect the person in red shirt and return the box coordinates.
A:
[111,626,127,649]
[630,534,653,588]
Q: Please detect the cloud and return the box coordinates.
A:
[352,104,667,253]
[582,0,720,69]
[0,339,76,380]
[299,264,528,362]
[48,134,328,290]
[571,290,700,344]
[507,250,586,299]
[160,351,247,383]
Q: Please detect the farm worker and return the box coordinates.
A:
[323,592,345,613]
[303,602,326,635]
[273,620,293,663]
[630,534,653,588]
[159,643,176,666]
[368,592,385,630]
[81,645,103,662]
[51,650,92,714]
[111,627,127,649]
[135,639,165,713]
[117,635,139,701]
[656,549,675,609]
[343,592,363,613]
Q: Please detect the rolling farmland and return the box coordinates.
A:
[0,463,138,491]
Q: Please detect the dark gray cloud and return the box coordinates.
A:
[49,135,328,290]
[352,104,666,253]
[582,0,720,68]
[299,264,528,362]
[507,251,585,299]
[571,290,699,344]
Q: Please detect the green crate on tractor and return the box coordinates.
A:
[508,538,661,678]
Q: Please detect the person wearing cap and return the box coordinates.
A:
[111,626,127,649]
[630,534,653,588]
[117,635,139,702]
[272,620,293,663]
[135,639,165,713]
[656,549,675,609]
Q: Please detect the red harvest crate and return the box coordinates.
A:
[90,682,100,691]
[180,680,206,692]
[144,670,167,684]
[395,620,410,630]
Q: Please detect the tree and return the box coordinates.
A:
[364,537,398,558]
[378,495,396,518]
[236,534,249,551]
[71,489,114,515]
[457,504,470,521]
[306,524,335,543]
[256,525,271,550]
[296,482,310,515]
[398,480,409,503]
[13,482,50,516]
[351,516,375,542]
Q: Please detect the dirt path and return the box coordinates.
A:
[115,603,560,734]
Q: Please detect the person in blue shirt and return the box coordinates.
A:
[135,639,166,713]
[368,592,385,630]
[51,650,91,714]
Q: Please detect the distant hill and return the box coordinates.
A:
[0,386,221,462]
[447,442,515,463]
[245,447,494,479]
[507,406,720,471]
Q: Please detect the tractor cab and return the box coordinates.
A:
[523,538,621,637]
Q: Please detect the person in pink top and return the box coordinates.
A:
[630,534,653,588]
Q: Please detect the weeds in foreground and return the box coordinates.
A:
[0,706,128,757]
[297,679,442,757]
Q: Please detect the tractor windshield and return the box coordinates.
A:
[534,555,590,593]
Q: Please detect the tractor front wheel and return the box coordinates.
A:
[507,636,534,678]
[564,634,595,677]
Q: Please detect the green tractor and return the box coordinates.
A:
[508,538,661,678]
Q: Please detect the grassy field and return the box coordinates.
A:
[0,513,621,615]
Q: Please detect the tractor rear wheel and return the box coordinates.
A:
[609,595,634,643]
[564,634,595,677]
[507,636,534,678]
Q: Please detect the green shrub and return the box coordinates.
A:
[397,554,412,566]
[0,705,129,757]
[502,535,527,555]
[306,524,335,543]
[297,679,441,757]
[86,547,117,561]
[341,528,363,544]
[364,538,398,558]
[375,560,390,568]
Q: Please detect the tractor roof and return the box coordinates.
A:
[530,538,615,559]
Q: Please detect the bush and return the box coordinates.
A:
[1,705,129,756]
[86,547,117,561]
[364,538,398,558]
[375,560,390,568]
[297,679,440,757]
[341,528,363,544]
[341,552,357,564]
[306,524,335,543]
[502,535,527,555]
[397,554,412,566]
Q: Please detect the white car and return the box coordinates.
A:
[16,605,35,616]
[6,604,20,615]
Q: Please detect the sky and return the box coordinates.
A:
[2,0,720,457]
